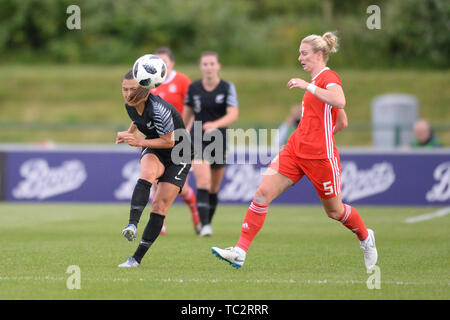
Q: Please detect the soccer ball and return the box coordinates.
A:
[132,54,167,89]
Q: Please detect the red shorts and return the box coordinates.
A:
[269,144,341,199]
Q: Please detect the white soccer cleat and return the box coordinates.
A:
[211,246,246,269]
[360,229,378,270]
[118,257,140,268]
[200,224,213,237]
[122,224,137,242]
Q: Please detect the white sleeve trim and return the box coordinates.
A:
[226,81,239,107]
[326,83,337,88]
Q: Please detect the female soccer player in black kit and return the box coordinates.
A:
[117,70,192,267]
[183,52,239,237]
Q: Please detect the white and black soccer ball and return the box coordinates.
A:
[132,54,167,89]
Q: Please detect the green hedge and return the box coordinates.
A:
[0,0,448,68]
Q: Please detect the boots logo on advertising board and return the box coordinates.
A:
[426,161,450,202]
[12,158,87,200]
[114,160,140,200]
[340,161,395,202]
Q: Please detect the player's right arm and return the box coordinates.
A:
[183,105,195,131]
[127,122,137,133]
[288,71,345,109]
[122,131,175,149]
[115,122,137,144]
[182,82,195,131]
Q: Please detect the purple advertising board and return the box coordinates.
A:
[0,151,5,201]
[2,147,450,206]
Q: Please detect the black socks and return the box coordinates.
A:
[197,190,219,226]
[196,189,210,226]
[133,212,165,264]
[208,193,218,224]
[129,179,152,227]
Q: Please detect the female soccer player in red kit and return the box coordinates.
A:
[212,32,378,270]
[150,47,200,235]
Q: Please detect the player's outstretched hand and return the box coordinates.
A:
[122,133,143,148]
[287,78,308,90]
[115,131,128,144]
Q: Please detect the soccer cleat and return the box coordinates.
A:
[211,246,246,269]
[360,229,378,270]
[200,224,212,237]
[160,224,167,236]
[122,224,137,242]
[118,257,140,268]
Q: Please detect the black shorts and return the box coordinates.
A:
[203,139,227,169]
[192,130,227,169]
[140,148,191,192]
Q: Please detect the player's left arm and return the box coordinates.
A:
[333,109,348,134]
[203,81,239,131]
[203,106,238,131]
[288,78,346,109]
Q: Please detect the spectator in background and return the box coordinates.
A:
[413,119,442,148]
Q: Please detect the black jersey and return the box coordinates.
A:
[184,79,239,130]
[185,79,238,167]
[125,93,189,161]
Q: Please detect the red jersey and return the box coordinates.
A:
[150,71,191,115]
[287,67,342,159]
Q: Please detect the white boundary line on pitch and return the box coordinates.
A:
[0,276,448,286]
[404,206,450,224]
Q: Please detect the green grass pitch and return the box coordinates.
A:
[0,203,448,300]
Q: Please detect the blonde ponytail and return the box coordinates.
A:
[322,31,339,53]
[301,31,339,62]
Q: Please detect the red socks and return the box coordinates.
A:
[179,186,200,226]
[234,201,368,252]
[236,201,268,252]
[339,204,369,241]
